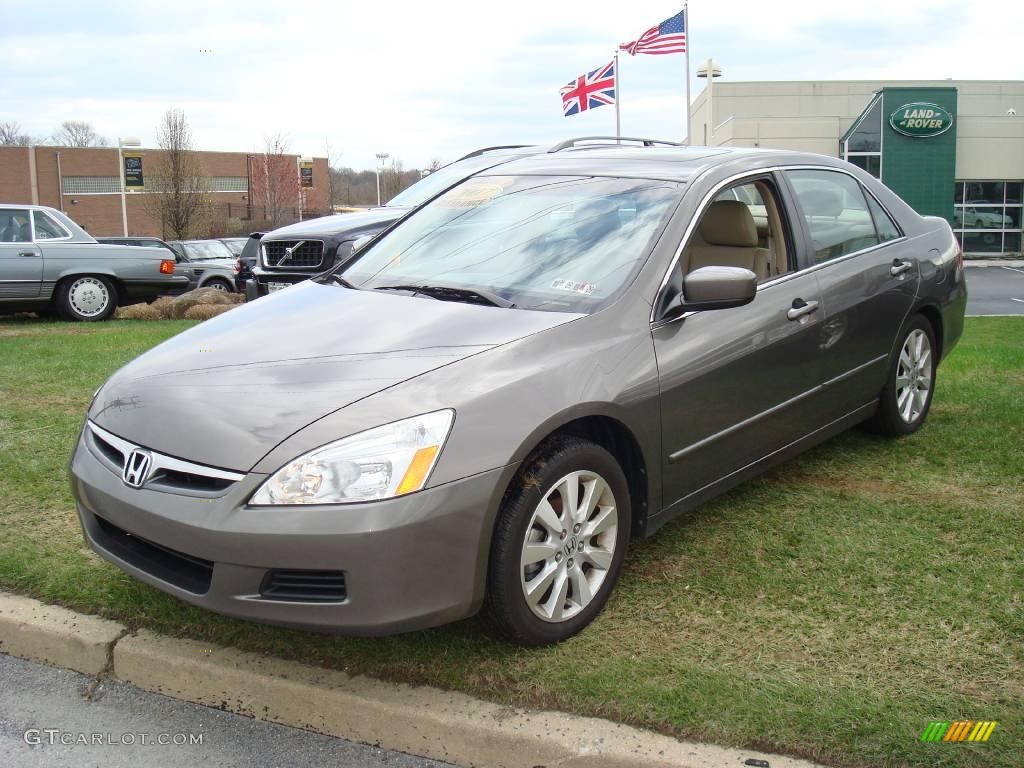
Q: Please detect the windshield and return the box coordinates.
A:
[184,240,235,260]
[220,238,246,256]
[384,154,520,209]
[339,175,682,313]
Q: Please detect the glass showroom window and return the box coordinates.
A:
[954,180,1023,256]
[841,96,882,179]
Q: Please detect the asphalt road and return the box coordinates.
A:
[0,653,453,768]
[965,265,1024,315]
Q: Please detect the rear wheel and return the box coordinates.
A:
[869,314,937,435]
[483,437,630,646]
[56,275,117,321]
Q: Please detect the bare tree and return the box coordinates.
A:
[383,157,405,201]
[145,109,211,239]
[51,120,108,147]
[427,158,442,172]
[324,138,341,212]
[249,132,301,228]
[0,121,34,146]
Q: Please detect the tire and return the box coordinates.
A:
[868,314,937,436]
[55,275,118,322]
[483,436,631,646]
[202,278,233,292]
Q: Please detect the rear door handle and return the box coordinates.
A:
[17,251,40,257]
[890,259,913,277]
[787,298,819,321]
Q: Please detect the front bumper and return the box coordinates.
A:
[70,425,506,635]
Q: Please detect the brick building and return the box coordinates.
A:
[0,145,329,237]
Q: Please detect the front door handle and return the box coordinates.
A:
[17,251,39,257]
[890,259,913,277]
[787,298,820,321]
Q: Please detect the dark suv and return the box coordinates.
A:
[250,145,540,298]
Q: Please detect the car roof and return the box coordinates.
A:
[478,145,819,183]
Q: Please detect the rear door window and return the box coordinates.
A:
[786,170,881,263]
[32,211,71,240]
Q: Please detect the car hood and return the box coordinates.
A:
[263,210,404,240]
[89,281,581,471]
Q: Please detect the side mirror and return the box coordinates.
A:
[352,234,373,253]
[660,266,757,321]
[683,266,757,311]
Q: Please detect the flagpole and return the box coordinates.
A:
[614,50,622,139]
[684,2,691,144]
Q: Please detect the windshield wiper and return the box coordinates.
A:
[373,283,516,309]
[327,273,358,289]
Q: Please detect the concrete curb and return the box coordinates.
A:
[964,259,1024,267]
[0,592,125,676]
[0,592,826,768]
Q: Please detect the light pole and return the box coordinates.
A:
[696,60,723,146]
[375,152,389,207]
[117,136,141,236]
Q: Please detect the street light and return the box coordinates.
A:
[375,152,390,207]
[696,60,723,146]
[117,136,141,236]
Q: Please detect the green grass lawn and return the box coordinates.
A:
[1,315,1021,768]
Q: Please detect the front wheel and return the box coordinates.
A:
[55,275,118,321]
[869,315,937,435]
[202,278,233,292]
[483,437,630,646]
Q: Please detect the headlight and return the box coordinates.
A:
[249,410,454,506]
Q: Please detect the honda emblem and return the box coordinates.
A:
[122,449,152,488]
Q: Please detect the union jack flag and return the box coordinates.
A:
[560,59,616,117]
[620,10,687,56]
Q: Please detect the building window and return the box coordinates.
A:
[62,177,121,194]
[954,180,1024,256]
[841,95,882,179]
[210,176,248,192]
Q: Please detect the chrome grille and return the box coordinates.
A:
[262,239,326,270]
[86,421,244,495]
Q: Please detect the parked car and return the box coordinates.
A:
[0,205,186,320]
[100,235,239,293]
[219,237,247,257]
[167,239,237,262]
[70,140,966,645]
[236,232,264,292]
[97,236,177,256]
[250,145,542,298]
[955,206,1012,228]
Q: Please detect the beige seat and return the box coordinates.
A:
[686,200,771,281]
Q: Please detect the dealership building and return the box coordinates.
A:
[0,145,329,237]
[690,79,1024,257]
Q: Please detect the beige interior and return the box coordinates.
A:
[682,180,790,281]
[684,200,771,281]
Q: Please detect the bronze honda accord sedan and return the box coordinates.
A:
[71,142,966,646]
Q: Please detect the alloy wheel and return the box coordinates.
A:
[520,470,618,623]
[68,277,110,318]
[895,328,932,423]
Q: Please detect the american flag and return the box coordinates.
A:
[560,59,616,117]
[620,10,687,56]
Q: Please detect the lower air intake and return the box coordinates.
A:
[259,569,347,603]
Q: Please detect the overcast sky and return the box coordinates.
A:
[4,0,1021,169]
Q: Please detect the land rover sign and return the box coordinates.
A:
[889,103,954,137]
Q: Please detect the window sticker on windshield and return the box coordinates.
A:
[551,279,596,296]
[437,177,514,208]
